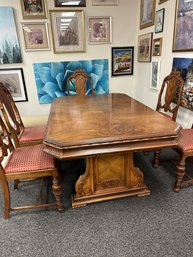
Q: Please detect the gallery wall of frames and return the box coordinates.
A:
[1,0,193,128]
[0,0,136,110]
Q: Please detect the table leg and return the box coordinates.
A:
[72,152,150,208]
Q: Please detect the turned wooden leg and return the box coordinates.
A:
[0,178,11,219]
[174,154,186,192]
[154,149,161,168]
[52,174,64,212]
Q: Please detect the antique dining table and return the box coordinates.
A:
[43,93,181,208]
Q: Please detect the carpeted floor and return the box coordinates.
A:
[0,149,193,257]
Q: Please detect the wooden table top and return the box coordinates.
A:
[43,93,181,159]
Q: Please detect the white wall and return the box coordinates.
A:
[1,0,137,118]
[1,0,193,128]
[135,0,193,128]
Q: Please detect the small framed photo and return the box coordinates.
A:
[159,0,168,4]
[152,38,163,56]
[54,0,86,7]
[138,32,153,62]
[155,8,165,33]
[92,0,118,5]
[49,10,85,53]
[21,22,50,51]
[88,16,112,44]
[0,68,28,102]
[111,47,134,76]
[140,0,156,29]
[20,0,47,19]
[150,61,160,90]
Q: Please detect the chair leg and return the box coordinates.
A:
[52,173,64,212]
[154,149,161,168]
[0,178,11,219]
[174,154,186,193]
[14,179,19,190]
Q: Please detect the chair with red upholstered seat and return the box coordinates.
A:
[153,70,184,167]
[0,114,64,219]
[174,127,193,192]
[0,82,46,148]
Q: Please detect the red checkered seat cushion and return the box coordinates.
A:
[177,128,193,151]
[19,125,46,143]
[5,144,55,174]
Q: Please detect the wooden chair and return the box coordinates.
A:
[67,69,95,96]
[0,82,46,148]
[154,71,184,167]
[174,126,193,192]
[0,114,64,219]
[156,70,184,121]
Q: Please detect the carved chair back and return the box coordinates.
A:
[0,82,24,135]
[156,71,184,121]
[67,69,94,96]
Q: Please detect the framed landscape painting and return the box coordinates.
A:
[111,47,134,76]
[0,68,28,102]
[173,0,193,51]
[0,7,22,64]
[152,38,162,56]
[138,32,152,62]
[92,0,118,5]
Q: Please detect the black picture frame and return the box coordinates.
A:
[54,0,86,7]
[112,47,134,76]
[155,8,165,33]
[0,68,28,102]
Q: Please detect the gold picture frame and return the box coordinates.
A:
[152,38,163,56]
[138,32,153,62]
[20,0,47,19]
[88,16,112,44]
[173,0,193,52]
[140,0,156,29]
[49,10,85,53]
[21,22,50,51]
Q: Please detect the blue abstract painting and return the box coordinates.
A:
[33,59,109,104]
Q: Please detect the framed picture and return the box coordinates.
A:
[88,16,112,44]
[0,7,22,64]
[140,0,156,29]
[155,8,165,33]
[159,0,168,4]
[152,38,163,56]
[138,33,153,62]
[0,68,28,102]
[21,22,50,51]
[92,0,118,5]
[150,61,160,90]
[54,0,86,7]
[49,10,85,53]
[111,47,134,76]
[173,0,193,51]
[20,0,47,19]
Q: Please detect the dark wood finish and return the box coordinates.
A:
[67,69,95,96]
[156,70,184,121]
[0,115,64,219]
[44,93,181,207]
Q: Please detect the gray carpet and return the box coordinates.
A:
[0,149,193,257]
